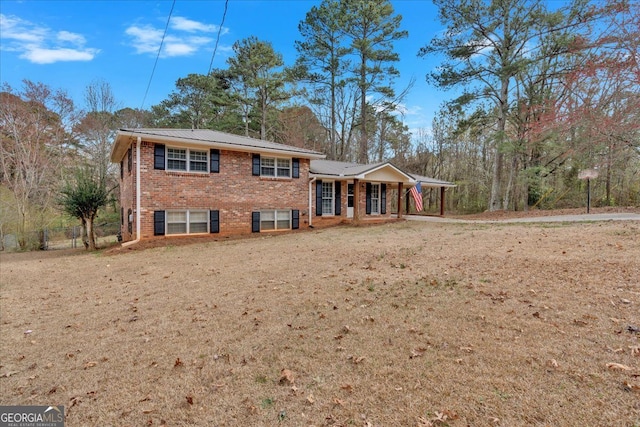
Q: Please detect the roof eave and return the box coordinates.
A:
[110,130,326,162]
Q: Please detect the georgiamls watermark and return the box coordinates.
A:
[0,406,64,427]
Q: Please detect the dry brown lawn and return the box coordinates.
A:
[1,219,639,427]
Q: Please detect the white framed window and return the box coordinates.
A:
[322,181,334,215]
[370,183,380,215]
[167,147,208,172]
[167,148,187,171]
[261,156,291,178]
[166,210,208,235]
[276,158,291,177]
[260,210,291,231]
[189,150,208,172]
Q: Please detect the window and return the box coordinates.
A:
[277,158,291,177]
[166,210,209,235]
[167,148,187,171]
[166,147,208,172]
[167,211,187,234]
[370,183,380,214]
[189,211,209,233]
[260,157,275,176]
[260,210,291,231]
[322,181,334,215]
[189,150,208,172]
[260,156,291,178]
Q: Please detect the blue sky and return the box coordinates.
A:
[0,0,449,134]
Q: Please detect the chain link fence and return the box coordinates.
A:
[1,222,120,251]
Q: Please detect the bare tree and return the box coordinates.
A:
[0,80,76,248]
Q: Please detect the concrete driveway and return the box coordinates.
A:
[405,212,640,223]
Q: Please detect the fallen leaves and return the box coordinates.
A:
[279,369,295,385]
[410,347,427,359]
[418,409,459,426]
[348,355,366,365]
[606,362,631,371]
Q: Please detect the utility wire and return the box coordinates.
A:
[207,0,229,75]
[140,0,176,110]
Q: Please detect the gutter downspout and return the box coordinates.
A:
[308,177,316,228]
[122,136,142,247]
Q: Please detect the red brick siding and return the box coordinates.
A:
[120,140,311,241]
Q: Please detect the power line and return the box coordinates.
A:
[140,0,176,110]
[207,0,229,75]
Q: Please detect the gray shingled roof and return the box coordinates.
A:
[111,128,326,162]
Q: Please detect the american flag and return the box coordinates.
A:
[410,182,423,212]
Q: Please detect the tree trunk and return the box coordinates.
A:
[85,215,97,251]
[490,76,510,211]
[81,218,89,249]
[358,55,368,164]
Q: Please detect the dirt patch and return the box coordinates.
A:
[1,220,639,426]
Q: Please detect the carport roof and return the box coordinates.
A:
[410,173,456,188]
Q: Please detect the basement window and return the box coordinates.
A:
[167,210,209,235]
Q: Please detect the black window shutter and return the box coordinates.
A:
[315,180,323,216]
[292,209,299,229]
[210,210,220,233]
[154,144,165,170]
[127,148,132,172]
[335,182,342,216]
[366,183,372,214]
[381,183,387,214]
[120,207,124,225]
[252,154,260,176]
[210,149,220,173]
[120,161,123,179]
[292,158,300,178]
[154,211,165,236]
[252,212,260,232]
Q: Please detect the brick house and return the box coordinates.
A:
[110,128,444,244]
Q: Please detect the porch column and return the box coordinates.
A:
[397,182,403,218]
[440,187,446,216]
[353,178,360,223]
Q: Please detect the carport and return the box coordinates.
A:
[407,174,456,216]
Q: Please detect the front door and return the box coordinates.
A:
[347,183,354,218]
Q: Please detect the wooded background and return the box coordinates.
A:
[1,0,638,249]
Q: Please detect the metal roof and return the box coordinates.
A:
[110,128,326,162]
[311,160,454,187]
[310,160,385,176]
[410,173,456,188]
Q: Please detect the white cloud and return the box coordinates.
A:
[170,16,217,33]
[21,47,96,64]
[164,42,197,57]
[0,13,98,63]
[125,25,164,54]
[125,15,226,58]
[57,30,86,45]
